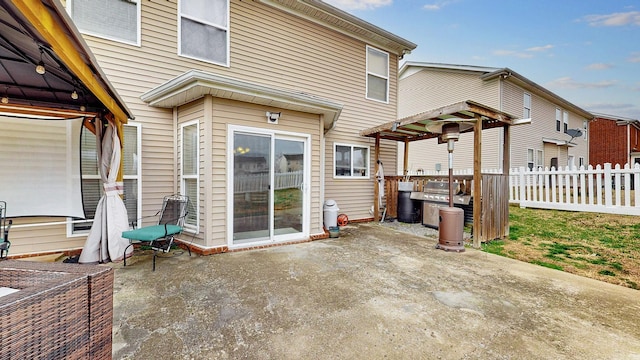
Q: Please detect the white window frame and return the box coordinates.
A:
[556,108,562,132]
[527,148,535,170]
[579,157,585,168]
[563,111,569,133]
[583,120,588,140]
[180,120,199,232]
[67,0,141,46]
[536,149,543,169]
[523,93,531,119]
[365,45,389,103]
[334,143,370,179]
[68,122,142,236]
[178,0,230,67]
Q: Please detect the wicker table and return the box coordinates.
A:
[0,260,114,359]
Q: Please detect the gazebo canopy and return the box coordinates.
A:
[360,100,525,142]
[0,0,133,124]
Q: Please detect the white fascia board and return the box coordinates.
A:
[140,70,343,130]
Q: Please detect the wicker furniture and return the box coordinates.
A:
[0,260,114,359]
[0,201,12,258]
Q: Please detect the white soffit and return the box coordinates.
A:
[140,70,343,131]
[542,137,576,147]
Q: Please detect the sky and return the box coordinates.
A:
[324,0,640,120]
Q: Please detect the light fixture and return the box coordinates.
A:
[266,111,281,124]
[71,90,79,100]
[35,48,46,75]
[80,105,86,112]
[1,87,8,104]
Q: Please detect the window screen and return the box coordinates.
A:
[366,46,389,102]
[180,0,229,65]
[70,0,139,44]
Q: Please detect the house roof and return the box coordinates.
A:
[260,0,417,56]
[399,61,594,120]
[140,70,344,131]
[360,100,528,142]
[0,0,133,124]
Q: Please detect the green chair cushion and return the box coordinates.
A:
[122,224,182,242]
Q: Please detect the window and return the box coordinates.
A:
[579,157,585,168]
[334,144,369,178]
[556,108,561,132]
[72,123,141,234]
[563,111,569,133]
[536,150,543,169]
[366,46,389,103]
[181,122,199,230]
[583,120,588,139]
[179,0,229,66]
[68,0,140,45]
[527,148,534,170]
[523,93,531,118]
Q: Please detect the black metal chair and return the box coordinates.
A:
[122,195,190,271]
[0,201,12,259]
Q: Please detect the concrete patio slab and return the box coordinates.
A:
[110,222,640,359]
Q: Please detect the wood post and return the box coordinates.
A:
[473,115,482,248]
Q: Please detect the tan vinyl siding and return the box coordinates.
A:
[8,218,84,256]
[212,98,324,244]
[8,0,407,256]
[398,69,503,172]
[74,0,401,224]
[504,81,589,169]
[398,69,500,118]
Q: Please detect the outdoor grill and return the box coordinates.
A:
[410,181,472,229]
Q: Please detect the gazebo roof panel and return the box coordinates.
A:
[360,100,519,142]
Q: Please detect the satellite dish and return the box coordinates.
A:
[566,128,583,142]
[566,128,582,138]
[424,118,475,134]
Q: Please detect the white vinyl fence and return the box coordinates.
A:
[234,171,303,193]
[406,164,640,215]
[510,163,640,215]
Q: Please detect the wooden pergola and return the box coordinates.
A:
[360,100,530,247]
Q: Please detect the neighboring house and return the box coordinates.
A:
[397,62,593,174]
[589,113,640,167]
[5,0,416,257]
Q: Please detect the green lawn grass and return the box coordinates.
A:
[482,206,640,290]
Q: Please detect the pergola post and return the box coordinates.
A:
[503,124,511,237]
[374,134,381,221]
[403,139,409,176]
[473,114,482,248]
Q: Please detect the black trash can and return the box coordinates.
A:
[397,190,420,223]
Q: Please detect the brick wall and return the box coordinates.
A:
[589,117,628,167]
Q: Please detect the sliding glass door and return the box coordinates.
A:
[230,127,308,246]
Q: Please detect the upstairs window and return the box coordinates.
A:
[179,0,229,66]
[366,46,389,103]
[68,0,140,45]
[334,144,369,178]
[556,108,561,132]
[563,111,569,133]
[523,93,531,118]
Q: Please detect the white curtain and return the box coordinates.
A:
[79,122,133,264]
